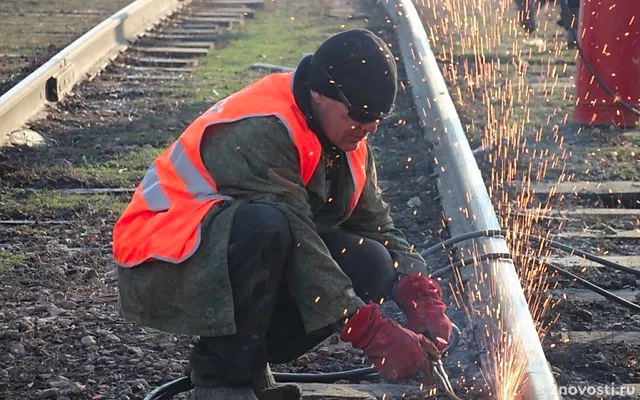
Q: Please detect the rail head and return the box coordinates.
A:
[380,0,561,398]
[0,0,191,147]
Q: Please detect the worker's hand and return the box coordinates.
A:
[393,274,452,351]
[340,303,438,382]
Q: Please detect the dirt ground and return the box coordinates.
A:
[2,0,638,399]
[0,1,481,400]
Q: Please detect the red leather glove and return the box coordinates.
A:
[340,303,439,382]
[394,274,452,351]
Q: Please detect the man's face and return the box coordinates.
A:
[311,91,381,152]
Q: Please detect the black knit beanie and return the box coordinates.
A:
[307,29,397,119]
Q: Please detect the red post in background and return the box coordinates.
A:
[574,0,640,127]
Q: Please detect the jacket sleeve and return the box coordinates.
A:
[340,143,429,276]
[200,116,364,333]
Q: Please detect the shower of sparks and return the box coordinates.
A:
[412,0,580,397]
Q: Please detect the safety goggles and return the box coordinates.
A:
[319,67,394,124]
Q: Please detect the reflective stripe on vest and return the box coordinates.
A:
[346,142,367,211]
[113,71,367,267]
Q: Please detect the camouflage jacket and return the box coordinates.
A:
[118,71,427,337]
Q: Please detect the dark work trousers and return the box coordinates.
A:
[189,203,397,385]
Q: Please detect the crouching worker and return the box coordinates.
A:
[112,29,453,400]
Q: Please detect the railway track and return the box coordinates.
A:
[1,0,638,399]
[0,0,476,399]
[0,0,133,96]
[0,0,263,145]
[412,0,640,398]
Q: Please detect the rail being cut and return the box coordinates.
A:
[382,0,560,398]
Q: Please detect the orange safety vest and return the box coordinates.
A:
[113,72,368,267]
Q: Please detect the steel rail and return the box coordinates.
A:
[380,0,560,398]
[0,0,191,146]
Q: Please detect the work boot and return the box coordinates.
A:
[252,364,302,400]
[191,385,258,400]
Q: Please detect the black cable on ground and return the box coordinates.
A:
[273,367,378,383]
[143,327,464,399]
[424,229,640,312]
[432,252,640,312]
[526,232,640,278]
[143,376,192,400]
[430,252,512,279]
[543,261,640,312]
[422,229,640,278]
